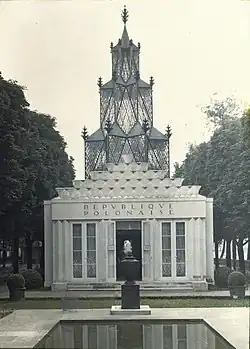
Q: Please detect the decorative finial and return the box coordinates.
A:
[150,76,154,86]
[135,70,140,81]
[165,125,172,138]
[97,77,103,91]
[110,42,113,49]
[129,39,133,46]
[122,5,129,24]
[112,70,117,81]
[105,118,113,133]
[142,119,150,134]
[138,42,141,50]
[81,126,88,140]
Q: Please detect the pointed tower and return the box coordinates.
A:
[82,6,172,178]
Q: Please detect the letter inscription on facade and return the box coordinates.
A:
[82,202,174,219]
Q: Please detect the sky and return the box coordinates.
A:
[0,0,250,179]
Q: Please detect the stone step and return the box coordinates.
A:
[67,282,194,292]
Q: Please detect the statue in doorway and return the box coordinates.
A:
[118,240,133,265]
[123,240,132,255]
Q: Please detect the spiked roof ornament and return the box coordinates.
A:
[104,118,113,133]
[165,125,172,138]
[81,126,88,140]
[122,5,129,24]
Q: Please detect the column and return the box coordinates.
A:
[57,220,64,281]
[97,220,107,282]
[52,220,59,283]
[187,323,199,349]
[61,324,74,348]
[142,220,152,281]
[97,325,109,349]
[107,221,116,281]
[63,220,71,282]
[200,218,207,279]
[193,218,201,278]
[152,219,161,281]
[206,198,214,280]
[44,201,52,287]
[187,218,195,280]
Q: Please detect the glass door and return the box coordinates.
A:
[161,221,187,280]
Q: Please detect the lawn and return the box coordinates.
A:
[0,297,248,311]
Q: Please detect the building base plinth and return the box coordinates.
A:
[110,305,151,315]
[192,281,208,291]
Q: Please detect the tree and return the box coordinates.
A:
[174,97,250,274]
[0,74,75,272]
[0,74,31,272]
[22,111,75,269]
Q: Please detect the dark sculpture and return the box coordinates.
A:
[120,240,140,309]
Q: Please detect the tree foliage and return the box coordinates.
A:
[0,73,75,271]
[174,97,250,273]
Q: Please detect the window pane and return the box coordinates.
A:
[73,237,82,250]
[162,236,171,250]
[73,264,82,278]
[176,250,185,263]
[177,325,187,339]
[162,223,171,236]
[87,250,96,263]
[87,264,96,278]
[162,250,171,263]
[176,222,185,236]
[162,263,171,277]
[73,251,82,264]
[87,237,96,250]
[178,341,187,349]
[73,224,82,237]
[176,236,185,249]
[176,263,185,277]
[87,223,96,237]
[88,325,97,349]
[163,325,172,348]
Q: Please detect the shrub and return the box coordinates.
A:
[228,271,246,287]
[214,266,232,289]
[21,269,43,290]
[7,274,25,291]
[35,267,44,281]
[245,270,250,284]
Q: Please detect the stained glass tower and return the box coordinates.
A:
[82,7,172,178]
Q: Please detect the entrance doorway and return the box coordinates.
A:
[116,221,142,281]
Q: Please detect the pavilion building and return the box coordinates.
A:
[44,7,214,291]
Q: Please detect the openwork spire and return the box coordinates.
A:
[83,8,172,179]
[122,6,129,24]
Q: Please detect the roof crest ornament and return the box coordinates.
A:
[122,5,129,24]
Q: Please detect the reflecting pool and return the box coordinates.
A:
[35,321,233,349]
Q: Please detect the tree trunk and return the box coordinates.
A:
[25,234,33,270]
[232,239,237,270]
[214,241,219,269]
[219,240,226,259]
[247,240,250,261]
[12,236,19,274]
[237,238,245,274]
[2,240,7,268]
[40,240,44,269]
[226,240,231,268]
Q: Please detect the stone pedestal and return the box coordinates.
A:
[121,281,140,309]
[110,305,151,315]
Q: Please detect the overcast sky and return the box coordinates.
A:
[0,0,250,179]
